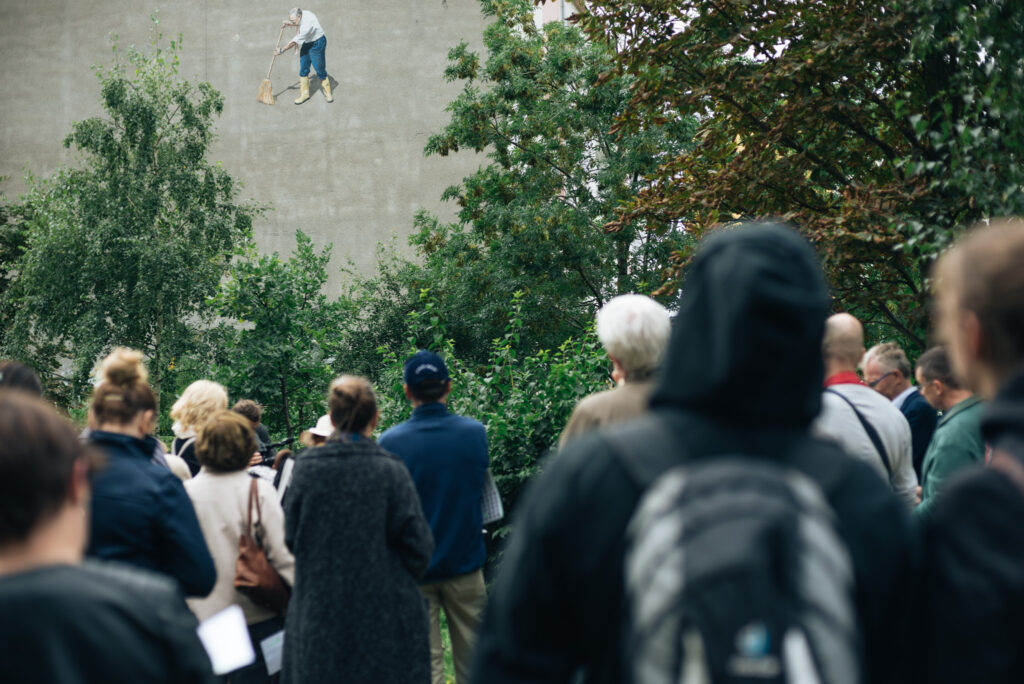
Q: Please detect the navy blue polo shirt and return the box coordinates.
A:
[379,403,489,581]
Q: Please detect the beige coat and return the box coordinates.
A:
[559,379,655,448]
[185,469,295,624]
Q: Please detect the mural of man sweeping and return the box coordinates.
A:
[275,8,333,104]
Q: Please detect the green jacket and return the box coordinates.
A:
[915,395,986,518]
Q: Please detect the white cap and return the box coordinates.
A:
[309,414,333,438]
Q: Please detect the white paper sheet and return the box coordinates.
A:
[196,604,256,675]
[260,630,285,675]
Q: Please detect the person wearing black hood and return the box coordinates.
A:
[918,218,1024,683]
[469,221,915,684]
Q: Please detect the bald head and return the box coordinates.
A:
[822,313,865,372]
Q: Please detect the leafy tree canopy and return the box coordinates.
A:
[360,0,694,361]
[574,0,1024,349]
[208,231,347,439]
[5,21,259,399]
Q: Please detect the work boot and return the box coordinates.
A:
[321,76,334,103]
[294,77,311,105]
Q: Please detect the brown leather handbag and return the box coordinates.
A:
[234,477,291,614]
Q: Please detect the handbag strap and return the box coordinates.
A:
[173,436,196,457]
[246,477,262,535]
[825,388,893,480]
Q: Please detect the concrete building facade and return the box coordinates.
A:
[0,1,487,292]
[535,0,576,25]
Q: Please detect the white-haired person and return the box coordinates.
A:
[275,7,333,104]
[559,294,672,447]
[171,380,229,476]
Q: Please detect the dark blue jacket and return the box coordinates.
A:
[901,387,939,478]
[87,431,216,597]
[379,403,489,581]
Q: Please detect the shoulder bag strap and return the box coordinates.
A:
[173,436,196,457]
[246,477,262,536]
[825,388,893,480]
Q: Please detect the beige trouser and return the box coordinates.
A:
[420,569,487,684]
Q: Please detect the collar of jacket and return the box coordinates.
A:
[412,402,448,418]
[823,371,865,388]
[89,430,152,458]
[938,395,983,427]
[326,431,364,444]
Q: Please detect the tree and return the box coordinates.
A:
[357,0,693,362]
[574,0,1024,349]
[0,192,28,351]
[5,22,258,401]
[209,231,347,439]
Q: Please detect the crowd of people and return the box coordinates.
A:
[0,217,1022,683]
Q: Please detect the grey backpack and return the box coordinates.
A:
[614,422,860,684]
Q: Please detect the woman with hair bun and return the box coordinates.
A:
[282,376,434,684]
[86,348,215,597]
[171,380,230,476]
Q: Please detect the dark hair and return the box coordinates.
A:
[232,399,263,424]
[196,410,258,473]
[409,380,449,403]
[0,390,93,546]
[91,348,156,426]
[328,376,377,434]
[272,448,293,471]
[0,361,43,396]
[916,346,963,390]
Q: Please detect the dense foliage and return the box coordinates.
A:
[4,0,1021,539]
[0,198,29,354]
[208,231,347,439]
[352,0,692,363]
[573,0,1024,349]
[373,291,609,531]
[4,24,258,401]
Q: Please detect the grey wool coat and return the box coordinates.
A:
[281,436,434,684]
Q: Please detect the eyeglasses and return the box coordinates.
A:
[867,370,894,388]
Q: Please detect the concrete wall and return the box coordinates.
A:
[536,0,575,24]
[0,0,487,292]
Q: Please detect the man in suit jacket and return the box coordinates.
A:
[863,342,939,480]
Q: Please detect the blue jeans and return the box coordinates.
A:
[298,35,327,79]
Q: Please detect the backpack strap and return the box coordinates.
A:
[825,388,893,480]
[602,416,684,489]
[173,436,197,457]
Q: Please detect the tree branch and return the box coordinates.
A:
[575,263,604,308]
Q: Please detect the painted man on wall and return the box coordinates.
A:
[275,7,333,104]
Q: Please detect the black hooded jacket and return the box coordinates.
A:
[470,223,915,684]
[919,368,1024,683]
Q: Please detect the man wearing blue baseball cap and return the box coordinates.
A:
[379,350,490,684]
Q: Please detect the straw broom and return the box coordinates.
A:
[258,27,286,105]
